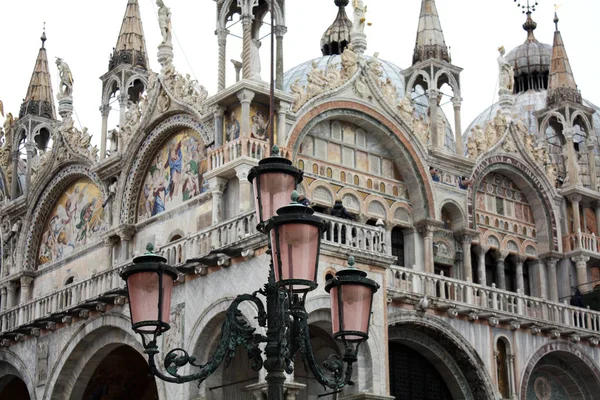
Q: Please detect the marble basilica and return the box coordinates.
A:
[1,0,600,399]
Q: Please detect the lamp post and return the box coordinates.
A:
[121,149,379,399]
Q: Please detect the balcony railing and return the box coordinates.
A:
[318,213,387,255]
[565,231,600,254]
[389,265,600,334]
[208,137,270,171]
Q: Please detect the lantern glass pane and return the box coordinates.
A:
[271,223,319,289]
[127,271,173,331]
[331,284,373,340]
[254,173,296,223]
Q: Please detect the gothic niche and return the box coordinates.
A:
[38,178,106,266]
[137,128,207,221]
[475,173,537,249]
[298,120,405,197]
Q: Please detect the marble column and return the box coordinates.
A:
[475,245,489,285]
[5,281,17,308]
[459,235,473,282]
[11,148,19,199]
[494,250,509,290]
[546,257,559,302]
[515,256,526,294]
[236,165,253,213]
[570,194,582,235]
[216,28,229,91]
[416,220,440,275]
[275,25,287,90]
[452,96,463,155]
[572,255,590,292]
[237,89,255,139]
[100,104,111,159]
[428,89,441,149]
[208,177,228,224]
[24,140,35,196]
[213,106,225,148]
[588,139,597,190]
[117,225,136,262]
[0,286,7,311]
[241,13,253,80]
[276,101,290,149]
[19,276,33,304]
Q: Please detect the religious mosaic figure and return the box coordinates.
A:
[55,58,74,98]
[226,112,240,142]
[38,179,106,265]
[251,110,268,141]
[138,129,206,220]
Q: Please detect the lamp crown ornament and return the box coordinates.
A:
[146,242,155,253]
[347,255,356,268]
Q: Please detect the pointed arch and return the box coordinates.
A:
[217,0,284,29]
[434,69,461,97]
[287,101,434,221]
[468,154,559,253]
[405,70,431,94]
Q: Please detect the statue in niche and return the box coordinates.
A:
[55,58,74,98]
[157,0,172,45]
[249,39,262,80]
[497,46,514,92]
[226,112,240,141]
[352,0,367,34]
[108,127,119,154]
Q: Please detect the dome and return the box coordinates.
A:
[283,55,456,152]
[504,13,552,93]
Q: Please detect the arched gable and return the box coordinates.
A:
[21,164,107,271]
[119,114,210,224]
[468,154,559,253]
[287,101,434,221]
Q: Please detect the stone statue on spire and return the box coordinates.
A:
[352,0,367,34]
[497,46,514,93]
[55,58,74,99]
[157,0,172,46]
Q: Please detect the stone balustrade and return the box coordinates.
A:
[319,213,387,254]
[0,264,125,334]
[208,137,270,171]
[389,265,600,334]
[566,231,600,254]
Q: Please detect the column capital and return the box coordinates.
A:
[212,105,226,118]
[571,255,590,267]
[493,249,510,261]
[451,96,463,107]
[274,25,288,38]
[215,28,229,42]
[568,194,582,203]
[116,224,136,241]
[414,219,443,235]
[118,92,129,104]
[276,100,291,113]
[454,228,478,243]
[19,276,33,288]
[99,104,111,116]
[515,254,528,264]
[474,244,490,257]
[234,164,253,181]
[208,176,228,193]
[237,89,255,104]
[543,256,560,268]
[4,281,18,292]
[428,88,441,99]
[563,128,574,140]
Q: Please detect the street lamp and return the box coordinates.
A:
[121,151,379,399]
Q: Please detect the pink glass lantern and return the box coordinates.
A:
[248,148,303,229]
[325,267,379,342]
[266,200,326,292]
[121,248,179,335]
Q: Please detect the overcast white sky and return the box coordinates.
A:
[1,0,598,148]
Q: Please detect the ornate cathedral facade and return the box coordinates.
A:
[0,0,599,399]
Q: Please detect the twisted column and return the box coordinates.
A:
[241,16,253,80]
[217,29,229,91]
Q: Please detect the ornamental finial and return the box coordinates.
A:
[290,190,299,203]
[348,255,356,268]
[271,145,280,157]
[146,242,155,254]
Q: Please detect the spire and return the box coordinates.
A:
[412,0,450,65]
[321,0,353,56]
[547,12,581,106]
[109,0,148,71]
[19,28,56,120]
[522,11,538,42]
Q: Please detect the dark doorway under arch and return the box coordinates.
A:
[0,375,30,400]
[82,345,158,400]
[389,342,452,400]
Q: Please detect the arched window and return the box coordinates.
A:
[392,227,404,266]
[496,339,510,399]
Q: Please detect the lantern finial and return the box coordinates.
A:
[347,255,355,268]
[272,144,280,157]
[290,190,300,203]
[146,242,155,254]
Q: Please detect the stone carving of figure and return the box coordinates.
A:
[55,58,74,98]
[484,121,497,148]
[414,116,429,146]
[157,0,172,45]
[325,64,343,89]
[290,79,307,112]
[398,93,414,121]
[108,127,119,154]
[497,46,514,92]
[3,113,14,149]
[472,125,487,155]
[367,52,382,78]
[249,39,262,80]
[381,78,398,106]
[546,163,558,186]
[341,44,358,80]
[493,109,508,138]
[352,0,367,34]
[467,136,478,159]
[306,61,328,98]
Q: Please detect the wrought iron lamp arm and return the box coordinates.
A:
[144,293,267,384]
[291,304,356,390]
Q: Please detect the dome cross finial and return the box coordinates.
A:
[41,22,47,48]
